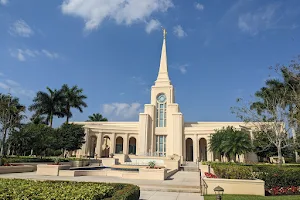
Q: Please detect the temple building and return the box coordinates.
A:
[74,29,258,163]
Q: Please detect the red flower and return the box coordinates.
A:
[204,172,218,178]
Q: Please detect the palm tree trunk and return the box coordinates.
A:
[66,106,70,124]
[49,113,53,128]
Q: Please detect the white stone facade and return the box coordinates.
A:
[73,32,258,164]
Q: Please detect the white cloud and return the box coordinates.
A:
[0,0,8,5]
[195,3,204,11]
[132,76,146,85]
[178,64,188,74]
[173,25,187,38]
[103,102,142,120]
[145,19,161,33]
[61,0,173,31]
[171,64,188,74]
[238,4,280,35]
[41,49,59,59]
[9,19,34,37]
[0,79,35,98]
[5,79,19,86]
[10,49,59,61]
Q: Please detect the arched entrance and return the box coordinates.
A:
[199,138,207,161]
[186,138,193,161]
[102,136,111,158]
[90,136,97,157]
[115,137,124,154]
[129,137,137,155]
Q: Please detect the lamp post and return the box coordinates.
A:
[214,186,224,200]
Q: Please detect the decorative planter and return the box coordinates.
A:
[70,160,90,167]
[202,177,265,196]
[101,158,118,167]
[36,164,70,176]
[139,168,167,180]
[0,165,34,174]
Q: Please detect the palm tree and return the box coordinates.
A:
[221,127,253,162]
[61,84,87,124]
[87,113,108,122]
[210,126,252,162]
[29,87,65,128]
[0,93,26,164]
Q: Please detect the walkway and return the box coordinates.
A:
[140,191,204,200]
[0,171,203,196]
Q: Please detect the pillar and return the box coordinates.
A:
[111,133,116,154]
[95,132,103,157]
[82,128,90,156]
[207,136,213,161]
[123,133,129,154]
[193,135,197,162]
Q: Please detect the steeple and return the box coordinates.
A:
[155,27,171,86]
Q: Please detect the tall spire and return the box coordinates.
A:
[155,27,171,86]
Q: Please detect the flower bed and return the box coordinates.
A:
[267,186,300,196]
[204,172,217,178]
[0,179,140,200]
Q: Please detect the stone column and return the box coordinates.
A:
[82,128,89,156]
[111,133,116,154]
[206,136,213,161]
[95,132,103,157]
[193,135,197,162]
[123,133,129,154]
[196,135,199,162]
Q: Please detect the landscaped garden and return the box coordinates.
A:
[0,179,140,200]
[203,162,300,196]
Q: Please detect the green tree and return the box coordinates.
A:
[9,123,55,157]
[61,84,87,124]
[57,124,85,153]
[232,57,300,165]
[0,93,26,165]
[29,87,65,128]
[87,113,108,122]
[210,126,252,162]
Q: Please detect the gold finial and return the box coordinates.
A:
[162,26,167,39]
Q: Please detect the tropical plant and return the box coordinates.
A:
[148,161,156,168]
[29,87,65,128]
[210,126,253,162]
[0,93,26,165]
[87,113,108,122]
[61,84,87,124]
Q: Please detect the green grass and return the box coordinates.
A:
[204,195,300,200]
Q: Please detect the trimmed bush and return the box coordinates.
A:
[212,164,254,180]
[0,179,140,200]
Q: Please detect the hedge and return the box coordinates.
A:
[0,179,140,200]
[210,163,300,195]
[212,164,254,180]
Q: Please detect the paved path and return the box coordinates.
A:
[0,171,203,198]
[140,191,204,200]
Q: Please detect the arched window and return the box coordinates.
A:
[156,93,167,127]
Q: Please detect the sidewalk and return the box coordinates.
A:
[140,191,204,200]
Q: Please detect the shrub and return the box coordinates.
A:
[0,179,140,200]
[148,161,156,168]
[212,164,254,180]
[254,166,300,189]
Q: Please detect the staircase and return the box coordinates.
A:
[181,162,199,172]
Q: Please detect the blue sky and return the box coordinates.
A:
[0,0,299,126]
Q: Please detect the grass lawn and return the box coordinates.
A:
[204,195,300,200]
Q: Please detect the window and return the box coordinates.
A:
[156,135,166,157]
[156,94,167,127]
